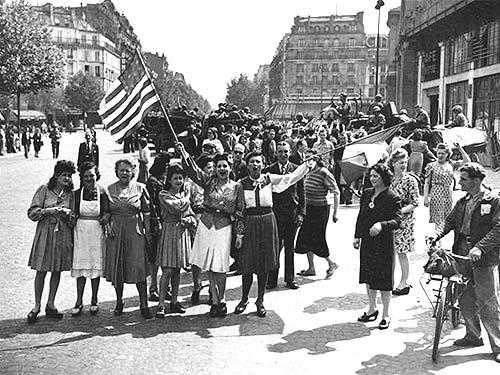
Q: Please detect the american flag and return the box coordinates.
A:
[98,51,159,143]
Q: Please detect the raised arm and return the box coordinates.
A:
[177,142,210,187]
[450,143,471,169]
[269,162,309,193]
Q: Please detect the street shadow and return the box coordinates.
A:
[355,306,490,375]
[0,295,285,352]
[268,322,372,355]
[303,293,381,314]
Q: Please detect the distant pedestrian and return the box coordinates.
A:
[26,160,76,323]
[77,131,99,169]
[21,127,32,158]
[137,137,151,183]
[49,126,61,159]
[33,128,43,158]
[71,162,110,316]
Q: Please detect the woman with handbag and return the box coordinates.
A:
[178,143,244,318]
[27,160,76,323]
[104,159,153,319]
[70,162,110,316]
[354,163,402,330]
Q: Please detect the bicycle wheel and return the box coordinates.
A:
[432,283,448,362]
[450,282,464,328]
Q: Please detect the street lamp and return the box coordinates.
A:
[374,0,385,98]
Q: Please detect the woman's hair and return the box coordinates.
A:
[149,152,171,178]
[412,129,423,141]
[435,143,452,160]
[214,153,230,166]
[78,161,100,181]
[370,162,393,187]
[196,154,214,170]
[165,164,185,189]
[207,127,218,139]
[48,160,76,191]
[139,137,148,148]
[114,158,136,178]
[304,148,325,168]
[387,148,408,171]
[245,150,264,164]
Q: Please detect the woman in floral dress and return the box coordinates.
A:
[424,143,470,233]
[388,149,419,296]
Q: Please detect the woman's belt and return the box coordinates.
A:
[203,206,231,218]
[245,207,272,216]
[78,215,100,221]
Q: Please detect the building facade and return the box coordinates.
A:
[269,12,389,116]
[390,0,500,128]
[33,1,140,91]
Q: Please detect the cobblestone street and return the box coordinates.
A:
[0,130,499,374]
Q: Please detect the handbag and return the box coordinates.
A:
[423,249,459,277]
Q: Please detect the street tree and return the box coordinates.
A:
[63,71,105,116]
[225,73,266,114]
[0,0,64,129]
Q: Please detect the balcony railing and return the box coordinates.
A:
[54,37,119,56]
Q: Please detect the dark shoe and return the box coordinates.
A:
[140,307,153,319]
[45,307,63,319]
[378,318,391,330]
[217,303,227,317]
[27,309,39,324]
[393,286,412,296]
[286,281,300,289]
[149,290,159,302]
[325,264,339,279]
[358,310,379,322]
[207,291,213,306]
[89,304,99,315]
[71,304,83,317]
[113,300,124,316]
[234,300,248,314]
[297,270,316,277]
[170,302,186,314]
[453,337,484,347]
[155,305,165,319]
[256,303,266,318]
[209,305,218,318]
[191,289,201,305]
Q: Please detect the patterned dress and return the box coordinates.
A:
[390,173,419,254]
[425,161,454,229]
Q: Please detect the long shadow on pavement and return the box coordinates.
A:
[356,306,491,375]
[303,293,382,314]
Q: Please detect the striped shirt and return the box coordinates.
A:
[304,167,339,206]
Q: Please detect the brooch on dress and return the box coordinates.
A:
[368,201,375,209]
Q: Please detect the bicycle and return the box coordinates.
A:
[421,238,470,362]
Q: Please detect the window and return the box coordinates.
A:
[312,63,319,73]
[296,64,304,73]
[369,87,375,97]
[347,75,356,85]
[369,75,375,85]
[332,75,340,85]
[347,63,355,73]
[333,38,339,47]
[66,49,73,59]
[347,88,354,94]
[446,81,468,122]
[92,35,98,45]
[95,51,100,61]
[81,34,86,44]
[320,63,328,73]
[331,63,339,72]
[57,31,62,43]
[84,50,90,61]
[349,38,356,47]
[95,66,101,77]
[298,39,306,47]
[322,75,328,84]
[67,62,73,75]
[473,73,500,129]
[312,76,319,85]
[325,26,330,33]
[381,38,387,48]
[334,25,340,32]
[296,76,304,85]
[84,65,90,74]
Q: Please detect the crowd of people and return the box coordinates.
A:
[20,96,500,362]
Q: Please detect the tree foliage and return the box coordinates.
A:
[226,74,266,114]
[0,0,64,96]
[63,72,105,113]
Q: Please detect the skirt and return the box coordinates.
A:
[295,205,330,258]
[191,221,232,273]
[156,221,191,268]
[240,212,279,274]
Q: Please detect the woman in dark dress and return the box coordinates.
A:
[354,163,402,330]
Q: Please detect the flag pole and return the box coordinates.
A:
[135,48,179,144]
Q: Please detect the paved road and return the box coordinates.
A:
[0,131,498,374]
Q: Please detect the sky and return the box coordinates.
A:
[29,0,401,108]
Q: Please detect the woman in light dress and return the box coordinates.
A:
[71,161,110,316]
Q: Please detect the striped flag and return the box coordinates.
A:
[98,51,159,143]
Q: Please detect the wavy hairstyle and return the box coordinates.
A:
[47,160,76,192]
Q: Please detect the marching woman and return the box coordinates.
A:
[27,160,76,323]
[178,143,244,317]
[71,161,110,316]
[155,164,196,317]
[234,151,309,317]
[354,163,402,330]
[295,149,340,279]
[105,159,153,319]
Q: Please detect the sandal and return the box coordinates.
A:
[325,264,339,279]
[27,309,40,324]
[379,317,391,330]
[71,304,83,317]
[357,310,379,322]
[45,306,63,319]
[89,304,99,315]
[297,270,316,277]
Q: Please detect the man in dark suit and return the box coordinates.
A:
[289,139,307,165]
[264,142,304,290]
[77,131,99,169]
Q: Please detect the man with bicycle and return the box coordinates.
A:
[433,163,500,363]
